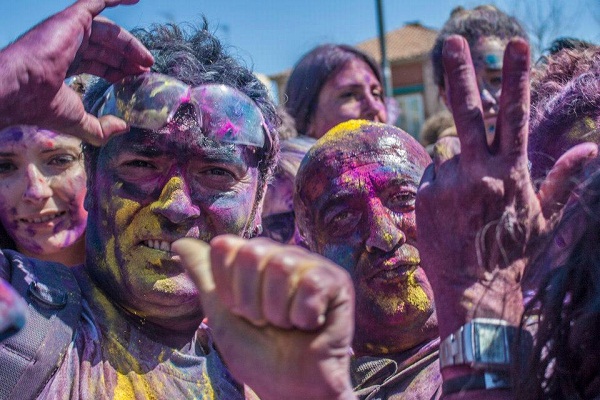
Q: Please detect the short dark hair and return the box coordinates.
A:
[84,20,280,233]
[284,44,383,135]
[431,5,528,88]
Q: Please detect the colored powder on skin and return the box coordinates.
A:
[317,119,370,145]
[370,271,431,315]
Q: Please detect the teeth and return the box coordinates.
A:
[21,212,64,224]
[144,240,172,252]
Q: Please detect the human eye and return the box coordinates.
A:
[372,87,383,100]
[122,159,156,169]
[48,154,78,167]
[0,161,16,174]
[388,190,416,211]
[323,207,361,237]
[339,90,359,100]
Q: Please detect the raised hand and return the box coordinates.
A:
[415,35,598,341]
[173,235,356,400]
[0,0,153,145]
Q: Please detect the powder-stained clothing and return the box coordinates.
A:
[1,253,244,400]
[351,338,442,400]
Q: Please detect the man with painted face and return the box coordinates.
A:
[0,2,356,399]
[295,120,442,399]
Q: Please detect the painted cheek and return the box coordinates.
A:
[322,243,358,276]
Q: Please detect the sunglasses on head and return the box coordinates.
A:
[92,72,270,149]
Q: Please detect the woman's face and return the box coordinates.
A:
[0,126,87,257]
[307,58,387,139]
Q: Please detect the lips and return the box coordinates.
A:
[19,211,66,224]
[363,246,420,284]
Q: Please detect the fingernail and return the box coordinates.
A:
[443,35,465,56]
[508,38,529,61]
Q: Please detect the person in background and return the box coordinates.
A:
[0,126,87,266]
[261,135,316,244]
[285,44,388,139]
[0,76,92,266]
[419,110,455,157]
[430,5,528,143]
[295,120,442,399]
[528,44,600,183]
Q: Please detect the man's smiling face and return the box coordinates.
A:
[85,124,261,324]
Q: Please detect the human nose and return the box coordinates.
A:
[480,87,500,114]
[361,92,385,120]
[365,199,405,253]
[153,176,201,224]
[22,165,52,203]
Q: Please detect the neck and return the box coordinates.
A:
[19,235,86,267]
[74,266,203,349]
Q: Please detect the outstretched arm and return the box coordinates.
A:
[416,35,597,399]
[0,0,153,145]
[173,235,356,400]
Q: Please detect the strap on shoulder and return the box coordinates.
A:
[0,250,82,400]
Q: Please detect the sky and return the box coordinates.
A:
[1,0,598,76]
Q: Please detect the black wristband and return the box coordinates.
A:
[442,371,511,395]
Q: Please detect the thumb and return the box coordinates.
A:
[172,238,215,294]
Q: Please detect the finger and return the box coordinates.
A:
[497,38,530,159]
[442,35,487,164]
[209,235,247,311]
[261,246,316,328]
[88,17,153,68]
[289,260,354,332]
[419,163,435,189]
[228,238,281,325]
[172,238,214,293]
[76,0,141,17]
[538,142,599,218]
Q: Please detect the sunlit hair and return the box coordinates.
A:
[431,4,528,89]
[83,20,280,235]
[528,46,600,181]
[284,44,383,135]
[519,165,600,399]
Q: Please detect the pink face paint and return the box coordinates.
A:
[307,59,388,138]
[296,120,437,355]
[0,126,87,265]
[85,121,261,326]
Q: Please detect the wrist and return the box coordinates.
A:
[435,283,524,340]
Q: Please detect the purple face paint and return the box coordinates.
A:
[0,126,87,266]
[308,59,388,139]
[296,120,437,356]
[85,119,261,326]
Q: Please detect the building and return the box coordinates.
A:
[268,22,445,140]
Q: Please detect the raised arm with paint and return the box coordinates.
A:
[416,35,597,399]
[0,0,153,145]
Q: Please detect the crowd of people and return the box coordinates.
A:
[0,1,598,399]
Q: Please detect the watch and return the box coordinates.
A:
[439,318,520,371]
